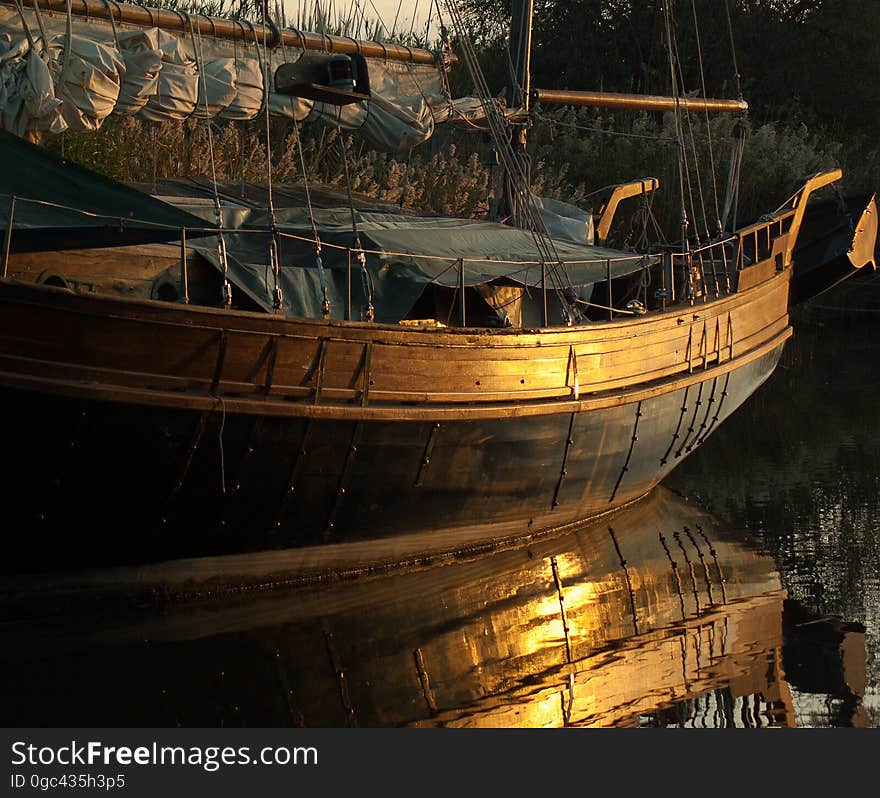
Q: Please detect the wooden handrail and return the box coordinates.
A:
[783,169,844,264]
[595,178,659,245]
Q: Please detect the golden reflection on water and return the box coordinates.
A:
[1,486,817,728]
[401,488,792,727]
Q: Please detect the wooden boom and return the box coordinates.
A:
[532,88,748,113]
[3,0,450,66]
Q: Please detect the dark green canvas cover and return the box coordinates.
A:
[190,207,658,322]
[0,130,216,252]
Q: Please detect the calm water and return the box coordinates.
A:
[666,279,880,727]
[0,280,876,728]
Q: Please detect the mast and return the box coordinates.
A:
[504,0,535,225]
[507,0,534,112]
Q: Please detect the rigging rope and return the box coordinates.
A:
[289,118,331,318]
[723,0,744,101]
[188,12,233,307]
[721,0,747,234]
[690,0,722,234]
[29,0,50,54]
[662,1,690,247]
[672,31,709,244]
[11,0,36,50]
[533,113,676,143]
[409,0,420,39]
[441,0,581,324]
[338,128,374,321]
[661,0,698,303]
[259,1,283,312]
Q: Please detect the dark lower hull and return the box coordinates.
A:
[0,343,785,577]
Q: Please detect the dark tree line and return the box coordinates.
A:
[442,0,879,233]
[456,0,880,140]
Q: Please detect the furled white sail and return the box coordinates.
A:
[0,32,65,139]
[138,29,197,121]
[114,28,161,115]
[190,56,236,119]
[0,5,451,150]
[48,32,124,131]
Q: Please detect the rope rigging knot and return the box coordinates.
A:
[351,247,373,322]
[313,248,330,319]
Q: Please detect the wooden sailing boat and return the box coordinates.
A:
[0,0,850,578]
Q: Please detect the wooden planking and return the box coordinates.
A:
[9,244,181,289]
[0,328,791,422]
[0,308,784,403]
[0,263,791,410]
[7,245,226,308]
[737,259,781,291]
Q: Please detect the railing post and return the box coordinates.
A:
[541,263,548,326]
[660,251,668,311]
[686,249,696,306]
[458,257,466,327]
[696,250,709,302]
[606,258,613,320]
[179,228,189,303]
[707,244,721,297]
[346,248,352,321]
[720,239,732,293]
[2,195,16,279]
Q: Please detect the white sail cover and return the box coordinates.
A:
[138,29,197,121]
[0,7,451,150]
[533,195,595,246]
[114,28,161,115]
[48,32,124,131]
[220,55,262,120]
[0,32,65,139]
[191,56,236,118]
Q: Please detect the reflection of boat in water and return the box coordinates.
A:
[2,487,821,728]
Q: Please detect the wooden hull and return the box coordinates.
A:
[0,264,792,576]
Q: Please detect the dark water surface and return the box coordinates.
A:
[666,281,880,727]
[0,281,876,728]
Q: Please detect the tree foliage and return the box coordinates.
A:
[445,0,879,234]
[456,0,879,136]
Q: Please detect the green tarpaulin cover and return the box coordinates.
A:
[0,130,216,252]
[0,129,657,324]
[190,207,657,323]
